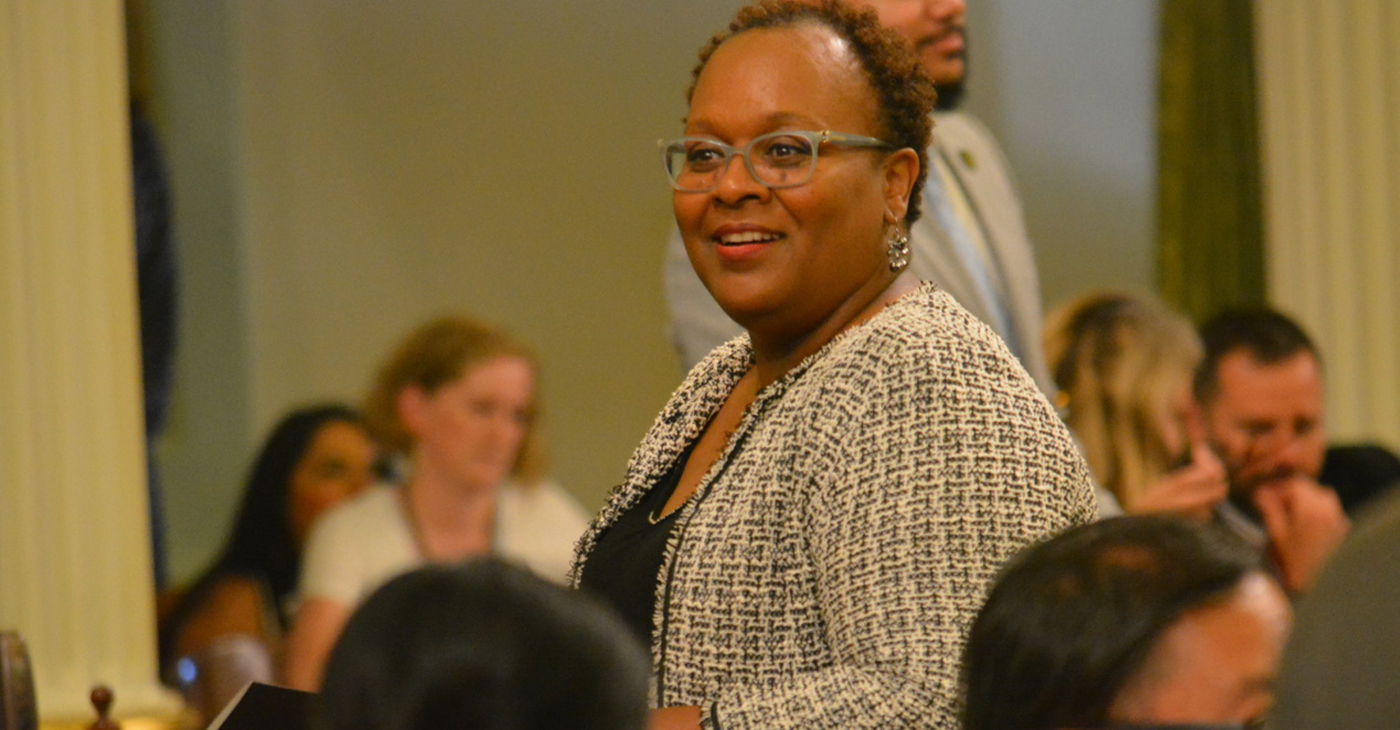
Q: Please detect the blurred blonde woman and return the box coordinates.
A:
[1045,292,1227,518]
[282,315,589,691]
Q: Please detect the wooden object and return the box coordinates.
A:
[86,686,118,730]
[0,632,37,730]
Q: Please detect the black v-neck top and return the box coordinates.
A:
[577,446,692,648]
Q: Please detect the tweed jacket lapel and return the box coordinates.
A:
[569,335,753,581]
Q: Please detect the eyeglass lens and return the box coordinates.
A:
[666,133,818,191]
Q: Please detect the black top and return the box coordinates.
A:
[578,446,691,648]
[1321,443,1400,515]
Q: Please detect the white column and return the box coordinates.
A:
[1255,0,1400,449]
[0,0,174,722]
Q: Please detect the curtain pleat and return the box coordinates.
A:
[1156,0,1264,322]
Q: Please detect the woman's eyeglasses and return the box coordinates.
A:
[660,129,893,193]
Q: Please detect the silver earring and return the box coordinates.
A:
[886,229,910,272]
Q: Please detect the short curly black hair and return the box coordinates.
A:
[686,0,937,224]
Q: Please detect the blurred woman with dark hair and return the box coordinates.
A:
[159,404,377,717]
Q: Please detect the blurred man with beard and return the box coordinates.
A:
[663,0,1055,398]
[1195,309,1351,594]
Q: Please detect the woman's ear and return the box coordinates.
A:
[881,147,920,223]
[396,385,429,440]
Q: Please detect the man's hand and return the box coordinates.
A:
[1253,476,1349,594]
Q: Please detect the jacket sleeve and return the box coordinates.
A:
[703,334,1095,729]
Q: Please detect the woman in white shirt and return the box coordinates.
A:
[282,315,589,690]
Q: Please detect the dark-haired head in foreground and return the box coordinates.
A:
[318,559,649,730]
[962,516,1289,730]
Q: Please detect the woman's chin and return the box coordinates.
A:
[451,466,512,492]
[713,300,775,334]
[705,282,784,330]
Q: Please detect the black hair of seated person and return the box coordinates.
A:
[158,403,366,671]
[961,516,1262,730]
[317,559,650,730]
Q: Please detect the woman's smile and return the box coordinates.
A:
[710,224,786,265]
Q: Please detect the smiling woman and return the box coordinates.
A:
[571,2,1095,729]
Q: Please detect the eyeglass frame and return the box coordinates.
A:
[659,129,896,193]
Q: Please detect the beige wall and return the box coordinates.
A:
[150,1,749,582]
[964,0,1161,310]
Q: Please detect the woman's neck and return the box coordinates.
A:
[402,468,499,562]
[748,272,918,388]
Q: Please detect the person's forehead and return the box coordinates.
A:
[1156,575,1289,683]
[691,25,877,132]
[1214,350,1323,411]
[1173,575,1288,653]
[705,24,862,88]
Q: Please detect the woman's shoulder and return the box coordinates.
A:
[793,284,1062,441]
[199,575,270,619]
[299,485,418,605]
[169,575,274,661]
[307,484,402,544]
[328,483,398,520]
[497,479,591,585]
[827,284,1024,381]
[499,479,591,533]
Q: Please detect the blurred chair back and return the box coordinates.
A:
[0,632,38,730]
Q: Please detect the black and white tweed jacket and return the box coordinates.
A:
[572,284,1095,729]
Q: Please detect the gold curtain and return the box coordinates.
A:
[1156,0,1264,322]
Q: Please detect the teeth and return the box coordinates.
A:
[717,231,780,245]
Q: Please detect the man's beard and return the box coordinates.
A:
[933,78,965,112]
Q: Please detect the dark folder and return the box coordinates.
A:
[206,682,315,730]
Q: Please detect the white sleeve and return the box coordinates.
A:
[498,481,594,585]
[296,487,417,607]
[297,503,363,607]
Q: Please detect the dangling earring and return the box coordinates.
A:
[886,228,910,272]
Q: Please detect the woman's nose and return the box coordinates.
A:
[712,153,768,204]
